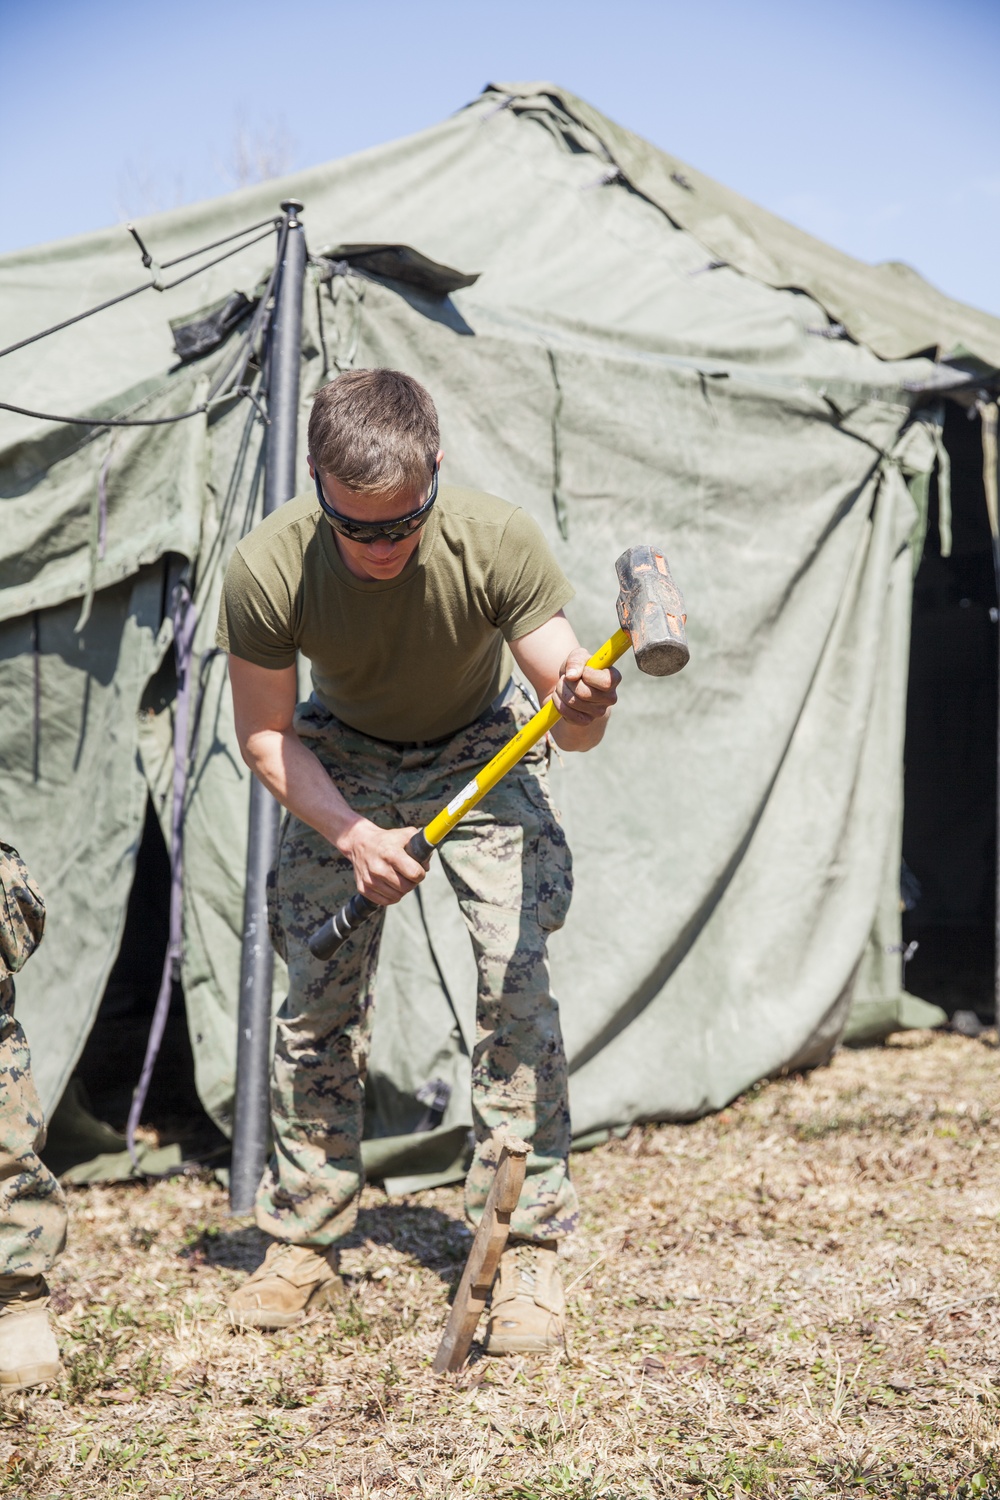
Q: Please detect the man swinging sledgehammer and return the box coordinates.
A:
[217,368,687,1353]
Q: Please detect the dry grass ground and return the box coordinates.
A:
[3,1030,999,1499]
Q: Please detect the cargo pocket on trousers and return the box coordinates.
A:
[523,777,573,933]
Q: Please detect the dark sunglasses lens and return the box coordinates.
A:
[342,511,429,543]
[315,464,437,542]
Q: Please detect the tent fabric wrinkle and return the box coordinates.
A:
[0,81,969,1180]
[479,83,1000,371]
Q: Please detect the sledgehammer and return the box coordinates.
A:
[307,544,688,961]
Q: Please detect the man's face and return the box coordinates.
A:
[309,455,442,581]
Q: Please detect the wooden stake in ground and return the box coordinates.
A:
[432,1133,529,1373]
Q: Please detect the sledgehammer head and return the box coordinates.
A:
[616,545,690,676]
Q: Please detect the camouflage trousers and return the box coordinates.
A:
[0,978,67,1276]
[258,683,579,1247]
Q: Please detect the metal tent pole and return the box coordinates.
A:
[967,392,1000,1034]
[230,200,306,1215]
[986,400,1000,1037]
[995,585,1000,1037]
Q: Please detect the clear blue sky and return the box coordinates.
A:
[2,0,998,315]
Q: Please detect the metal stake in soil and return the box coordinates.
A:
[230,200,306,1216]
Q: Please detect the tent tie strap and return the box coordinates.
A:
[31,614,41,783]
[126,579,197,1169]
[976,398,1000,598]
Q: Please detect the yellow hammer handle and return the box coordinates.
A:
[307,625,633,961]
[422,626,632,846]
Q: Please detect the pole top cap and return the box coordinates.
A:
[280,199,304,222]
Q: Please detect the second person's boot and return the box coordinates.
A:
[0,1274,62,1392]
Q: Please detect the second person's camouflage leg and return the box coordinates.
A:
[0,979,67,1277]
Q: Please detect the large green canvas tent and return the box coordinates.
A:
[2,83,998,1182]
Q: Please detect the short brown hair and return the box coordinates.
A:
[307,369,439,495]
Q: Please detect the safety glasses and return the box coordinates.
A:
[313,462,439,543]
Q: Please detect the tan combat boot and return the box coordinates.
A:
[484,1239,565,1356]
[0,1275,62,1392]
[227,1242,343,1330]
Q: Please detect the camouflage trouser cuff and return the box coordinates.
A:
[0,1274,49,1306]
[0,1009,69,1277]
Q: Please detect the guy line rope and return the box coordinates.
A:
[0,214,285,427]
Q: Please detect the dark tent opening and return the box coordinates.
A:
[42,799,227,1178]
[902,400,998,1022]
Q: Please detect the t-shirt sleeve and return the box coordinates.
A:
[491,508,575,641]
[216,548,298,668]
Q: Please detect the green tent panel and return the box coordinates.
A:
[4,80,989,1175]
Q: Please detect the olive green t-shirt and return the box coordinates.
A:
[216,485,574,742]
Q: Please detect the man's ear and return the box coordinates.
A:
[307,455,316,479]
[435,448,444,471]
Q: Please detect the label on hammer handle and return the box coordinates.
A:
[446,778,479,818]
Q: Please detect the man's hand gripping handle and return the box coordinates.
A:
[308,829,434,961]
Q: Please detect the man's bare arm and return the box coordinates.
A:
[509,610,620,752]
[227,656,425,905]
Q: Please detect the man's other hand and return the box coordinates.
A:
[339,821,428,905]
[510,612,620,752]
[551,647,620,725]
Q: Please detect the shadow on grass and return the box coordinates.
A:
[179,1200,474,1283]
